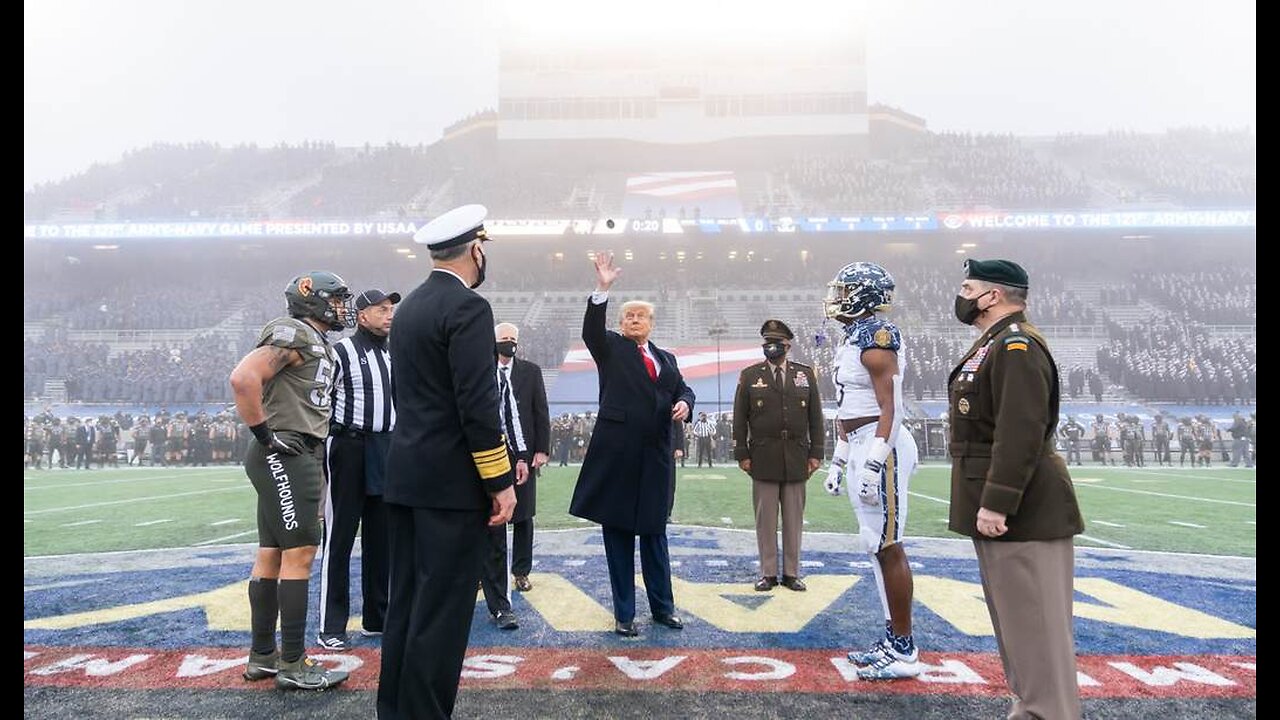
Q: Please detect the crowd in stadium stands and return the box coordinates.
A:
[787,155,923,215]
[24,129,1255,223]
[1053,129,1255,207]
[1096,317,1255,404]
[514,323,573,370]
[290,143,444,218]
[24,142,336,222]
[449,164,582,218]
[1131,270,1256,324]
[27,143,223,221]
[924,132,1091,209]
[25,330,245,404]
[892,266,1096,327]
[119,143,336,220]
[59,285,244,330]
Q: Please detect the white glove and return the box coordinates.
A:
[856,436,892,507]
[824,458,846,496]
[824,438,849,496]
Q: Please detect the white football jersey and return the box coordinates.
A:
[833,316,905,420]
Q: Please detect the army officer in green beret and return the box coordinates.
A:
[948,258,1085,720]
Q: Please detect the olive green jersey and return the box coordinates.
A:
[256,317,335,440]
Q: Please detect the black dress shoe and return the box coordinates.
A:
[494,611,520,630]
[614,620,638,637]
[653,614,684,630]
[780,575,807,592]
[754,576,778,592]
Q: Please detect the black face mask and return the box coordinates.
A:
[496,340,517,358]
[954,290,994,325]
[762,342,787,360]
[471,247,487,289]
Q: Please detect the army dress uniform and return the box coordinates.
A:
[733,320,824,591]
[947,259,1084,720]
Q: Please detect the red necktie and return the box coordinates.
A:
[638,344,657,382]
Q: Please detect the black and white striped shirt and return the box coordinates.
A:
[692,420,716,438]
[331,328,395,433]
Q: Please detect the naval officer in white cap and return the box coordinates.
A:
[379,205,517,720]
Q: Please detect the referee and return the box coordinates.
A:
[317,287,399,651]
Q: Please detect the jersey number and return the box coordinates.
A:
[310,358,334,408]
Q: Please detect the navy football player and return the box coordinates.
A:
[822,262,922,679]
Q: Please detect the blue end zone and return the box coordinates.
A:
[24,536,1256,658]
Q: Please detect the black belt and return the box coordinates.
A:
[330,425,389,439]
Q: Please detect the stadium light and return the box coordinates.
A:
[92,244,119,251]
[961,243,977,248]
[955,249,966,254]
[708,319,730,413]
[395,247,411,254]
[406,254,417,259]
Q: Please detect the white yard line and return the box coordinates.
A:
[1077,534,1132,550]
[1073,484,1254,507]
[133,519,174,527]
[1169,521,1207,529]
[1092,520,1126,528]
[191,529,257,546]
[24,486,249,515]
[23,470,228,490]
[907,491,951,505]
[61,519,102,527]
[210,519,241,526]
[1119,470,1256,485]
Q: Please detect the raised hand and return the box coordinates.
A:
[593,251,621,291]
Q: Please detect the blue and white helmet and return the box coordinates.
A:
[824,262,895,320]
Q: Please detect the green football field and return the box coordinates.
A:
[23,463,1256,558]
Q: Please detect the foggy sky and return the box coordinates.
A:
[24,0,1256,189]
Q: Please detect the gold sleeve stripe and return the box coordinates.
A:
[472,446,508,462]
[475,454,512,480]
[473,444,512,480]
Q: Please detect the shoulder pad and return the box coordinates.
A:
[258,317,322,352]
[850,317,901,352]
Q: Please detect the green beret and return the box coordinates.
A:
[964,259,1029,289]
[760,319,794,341]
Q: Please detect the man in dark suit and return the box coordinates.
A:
[496,322,551,593]
[948,259,1085,720]
[379,205,517,720]
[479,321,551,629]
[76,417,96,469]
[569,252,695,637]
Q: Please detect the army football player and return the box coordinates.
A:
[229,271,354,690]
